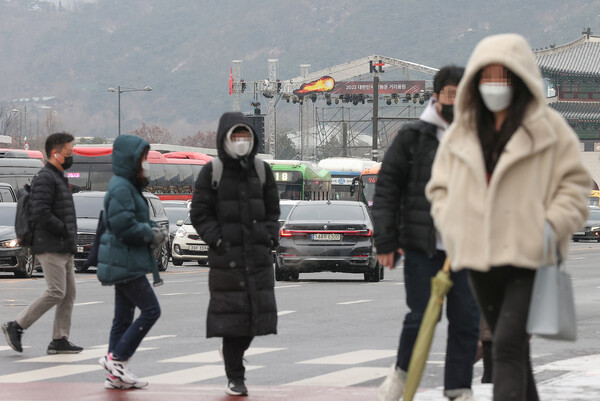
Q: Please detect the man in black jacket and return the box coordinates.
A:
[190,112,280,397]
[373,66,479,401]
[2,133,82,355]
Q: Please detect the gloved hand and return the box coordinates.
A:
[151,226,168,248]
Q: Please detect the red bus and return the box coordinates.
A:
[71,146,209,200]
[0,148,45,163]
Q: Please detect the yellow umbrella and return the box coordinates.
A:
[403,258,453,401]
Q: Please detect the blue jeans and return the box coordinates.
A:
[396,250,480,393]
[109,276,161,361]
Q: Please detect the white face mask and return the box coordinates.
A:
[141,161,151,178]
[479,83,513,112]
[232,140,252,157]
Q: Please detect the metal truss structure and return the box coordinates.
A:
[313,104,424,161]
[231,55,439,159]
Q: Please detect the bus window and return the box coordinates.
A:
[89,164,113,191]
[164,164,180,194]
[176,164,194,194]
[360,175,378,208]
[278,184,302,200]
[149,164,166,194]
[67,166,91,190]
[191,165,203,182]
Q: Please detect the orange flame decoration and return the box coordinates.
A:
[293,76,335,96]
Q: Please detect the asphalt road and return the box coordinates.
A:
[0,241,599,394]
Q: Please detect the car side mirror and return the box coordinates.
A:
[176,220,184,226]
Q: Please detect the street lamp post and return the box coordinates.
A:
[107,85,152,136]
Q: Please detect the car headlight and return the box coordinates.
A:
[0,239,19,248]
[175,227,186,238]
[592,226,600,231]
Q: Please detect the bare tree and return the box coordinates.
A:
[130,123,173,143]
[45,108,63,135]
[179,130,217,148]
[0,102,19,139]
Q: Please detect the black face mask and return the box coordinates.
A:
[440,103,454,124]
[61,156,73,170]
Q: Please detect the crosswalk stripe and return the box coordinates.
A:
[16,347,156,364]
[0,364,101,383]
[298,349,396,365]
[74,301,103,306]
[276,285,302,289]
[159,347,285,364]
[0,346,30,352]
[144,364,262,384]
[277,310,296,316]
[284,367,388,387]
[337,300,371,305]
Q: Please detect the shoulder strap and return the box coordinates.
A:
[211,159,223,190]
[254,158,266,187]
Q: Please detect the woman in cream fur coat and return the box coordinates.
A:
[426,34,591,401]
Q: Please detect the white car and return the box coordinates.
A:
[171,216,209,266]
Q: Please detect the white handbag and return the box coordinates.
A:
[526,222,576,341]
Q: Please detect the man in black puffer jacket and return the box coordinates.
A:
[2,133,82,356]
[373,66,480,401]
[190,112,280,397]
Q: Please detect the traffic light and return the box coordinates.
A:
[241,80,247,93]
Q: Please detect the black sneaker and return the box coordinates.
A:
[225,378,248,396]
[2,321,23,353]
[46,338,83,354]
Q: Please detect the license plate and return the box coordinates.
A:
[77,246,84,253]
[573,232,585,235]
[312,233,341,241]
[189,245,208,251]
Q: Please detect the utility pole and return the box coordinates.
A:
[342,121,348,157]
[267,59,279,156]
[372,75,379,161]
[300,64,311,160]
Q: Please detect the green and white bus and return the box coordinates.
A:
[266,160,332,201]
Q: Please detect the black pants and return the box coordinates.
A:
[397,250,480,394]
[223,336,253,381]
[469,267,539,401]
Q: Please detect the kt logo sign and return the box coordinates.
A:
[369,60,385,73]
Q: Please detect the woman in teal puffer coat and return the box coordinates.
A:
[96,135,167,390]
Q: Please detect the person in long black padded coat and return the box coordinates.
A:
[190,112,280,397]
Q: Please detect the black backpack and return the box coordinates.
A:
[15,183,34,247]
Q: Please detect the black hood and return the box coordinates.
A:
[216,112,259,162]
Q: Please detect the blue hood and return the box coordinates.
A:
[112,135,150,180]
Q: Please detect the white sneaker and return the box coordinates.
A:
[98,353,147,386]
[377,364,406,401]
[104,374,133,389]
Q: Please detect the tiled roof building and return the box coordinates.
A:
[535,28,600,146]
